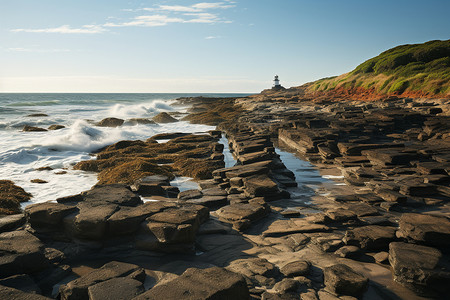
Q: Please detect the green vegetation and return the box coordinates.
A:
[309,40,450,97]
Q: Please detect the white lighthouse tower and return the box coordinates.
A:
[273,75,281,88]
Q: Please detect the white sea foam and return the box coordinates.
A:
[0,95,217,205]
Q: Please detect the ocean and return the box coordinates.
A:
[0,93,249,206]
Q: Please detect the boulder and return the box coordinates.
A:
[0,231,48,278]
[389,242,450,296]
[22,125,47,132]
[134,267,248,300]
[216,203,268,230]
[227,258,279,279]
[96,118,124,127]
[64,202,118,240]
[25,202,76,229]
[107,202,175,236]
[59,261,144,300]
[125,118,156,125]
[152,112,178,123]
[280,260,310,277]
[82,184,142,206]
[88,277,145,300]
[397,213,450,248]
[48,124,65,130]
[323,264,368,297]
[243,174,279,197]
[343,225,397,251]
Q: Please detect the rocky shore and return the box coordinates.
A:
[0,95,449,300]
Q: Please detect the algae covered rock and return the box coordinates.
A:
[152,112,178,123]
[0,180,32,215]
[96,117,124,127]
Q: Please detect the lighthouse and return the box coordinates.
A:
[273,75,281,88]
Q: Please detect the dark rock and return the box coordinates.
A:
[280,260,310,277]
[22,125,48,132]
[59,261,143,300]
[373,251,389,264]
[243,174,279,197]
[88,277,145,300]
[96,118,124,127]
[273,278,300,293]
[56,194,83,204]
[227,257,279,279]
[0,274,41,294]
[25,202,76,229]
[107,202,175,236]
[0,285,51,299]
[82,184,142,206]
[36,265,72,294]
[30,179,47,184]
[323,264,368,297]
[0,214,26,233]
[134,267,249,300]
[125,118,156,125]
[216,203,268,230]
[27,113,48,117]
[48,124,65,130]
[185,196,228,209]
[374,188,407,203]
[177,189,203,200]
[152,112,178,123]
[64,202,118,240]
[334,245,361,259]
[389,242,450,297]
[343,225,397,251]
[397,213,450,248]
[0,230,48,278]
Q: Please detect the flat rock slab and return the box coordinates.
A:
[324,264,368,297]
[243,174,279,197]
[147,205,209,228]
[263,219,330,237]
[227,258,278,278]
[82,184,142,206]
[88,277,145,300]
[25,202,76,228]
[389,242,450,297]
[0,214,25,233]
[60,261,144,300]
[66,202,118,240]
[397,213,450,248]
[0,230,48,278]
[107,202,176,236]
[0,285,51,300]
[135,267,248,300]
[343,225,397,251]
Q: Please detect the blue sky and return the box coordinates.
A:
[1,0,449,93]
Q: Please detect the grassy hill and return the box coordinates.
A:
[307,40,450,98]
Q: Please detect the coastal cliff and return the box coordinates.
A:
[262,40,450,101]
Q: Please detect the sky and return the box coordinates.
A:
[0,0,449,93]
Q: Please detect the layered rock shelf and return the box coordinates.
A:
[0,95,449,299]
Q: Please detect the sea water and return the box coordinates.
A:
[0,93,248,205]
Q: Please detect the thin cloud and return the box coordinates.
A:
[105,15,184,27]
[12,2,236,34]
[7,47,71,53]
[11,25,106,34]
[205,35,221,39]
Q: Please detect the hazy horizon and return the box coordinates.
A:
[1,0,449,93]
